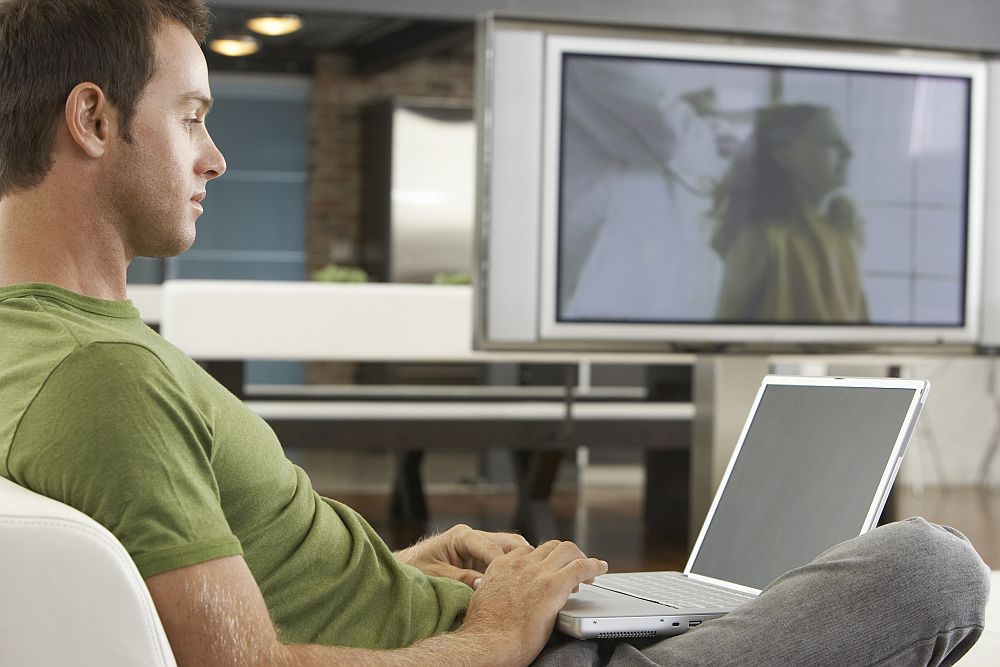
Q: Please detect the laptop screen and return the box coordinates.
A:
[689,383,918,590]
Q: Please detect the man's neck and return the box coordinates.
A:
[0,187,129,301]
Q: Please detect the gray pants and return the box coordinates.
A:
[534,518,991,666]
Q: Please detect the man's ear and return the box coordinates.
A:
[64,82,114,159]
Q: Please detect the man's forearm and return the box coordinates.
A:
[277,627,519,667]
[149,556,524,667]
[149,544,599,667]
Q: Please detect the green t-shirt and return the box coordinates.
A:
[0,283,471,649]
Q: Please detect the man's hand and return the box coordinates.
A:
[395,523,530,588]
[459,540,609,666]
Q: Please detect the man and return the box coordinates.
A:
[0,2,989,666]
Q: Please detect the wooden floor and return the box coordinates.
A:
[333,484,1000,572]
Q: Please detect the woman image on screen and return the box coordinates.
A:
[710,103,869,323]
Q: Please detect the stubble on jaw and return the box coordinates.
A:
[105,137,198,261]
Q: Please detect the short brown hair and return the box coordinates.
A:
[0,0,212,197]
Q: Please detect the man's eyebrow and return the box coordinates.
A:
[180,92,214,113]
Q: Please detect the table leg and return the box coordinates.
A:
[390,450,428,523]
[512,450,564,542]
[644,449,690,542]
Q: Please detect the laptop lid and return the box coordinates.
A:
[684,375,928,593]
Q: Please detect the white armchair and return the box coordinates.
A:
[0,475,176,666]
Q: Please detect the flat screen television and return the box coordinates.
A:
[475,17,990,350]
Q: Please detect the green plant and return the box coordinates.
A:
[432,272,472,285]
[310,263,370,283]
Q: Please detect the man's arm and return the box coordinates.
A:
[146,542,607,667]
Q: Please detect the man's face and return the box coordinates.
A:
[107,21,226,259]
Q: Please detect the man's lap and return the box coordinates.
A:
[532,518,990,667]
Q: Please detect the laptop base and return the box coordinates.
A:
[557,584,729,640]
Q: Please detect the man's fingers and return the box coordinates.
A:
[531,539,566,560]
[488,531,532,552]
[448,526,531,568]
[553,558,609,594]
[437,563,486,589]
[537,540,589,569]
[457,530,509,568]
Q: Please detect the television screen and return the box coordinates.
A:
[476,18,987,348]
[557,54,972,328]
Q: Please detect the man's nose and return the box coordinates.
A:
[203,137,227,181]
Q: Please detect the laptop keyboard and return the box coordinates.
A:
[594,573,756,610]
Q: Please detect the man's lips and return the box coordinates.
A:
[191,192,206,213]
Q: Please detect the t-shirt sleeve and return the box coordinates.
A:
[7,342,243,577]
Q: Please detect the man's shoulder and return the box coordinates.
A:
[8,339,215,476]
[0,304,165,475]
[0,289,198,391]
[55,340,171,376]
[0,306,186,418]
[35,342,214,430]
[0,290,79,353]
[1,288,156,355]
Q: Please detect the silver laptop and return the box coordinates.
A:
[557,375,929,640]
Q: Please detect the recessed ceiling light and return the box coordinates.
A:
[246,14,304,37]
[209,35,262,57]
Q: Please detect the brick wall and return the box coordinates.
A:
[307,51,474,273]
[305,50,474,383]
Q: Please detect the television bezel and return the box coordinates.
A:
[537,34,987,346]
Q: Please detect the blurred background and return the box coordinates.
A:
[130,0,1000,576]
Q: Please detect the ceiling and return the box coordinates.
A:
[205,7,474,75]
[204,0,1000,57]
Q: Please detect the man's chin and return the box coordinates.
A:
[135,234,197,260]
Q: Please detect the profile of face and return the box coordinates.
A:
[772,110,851,205]
[106,20,226,259]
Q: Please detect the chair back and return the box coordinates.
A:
[0,475,176,666]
